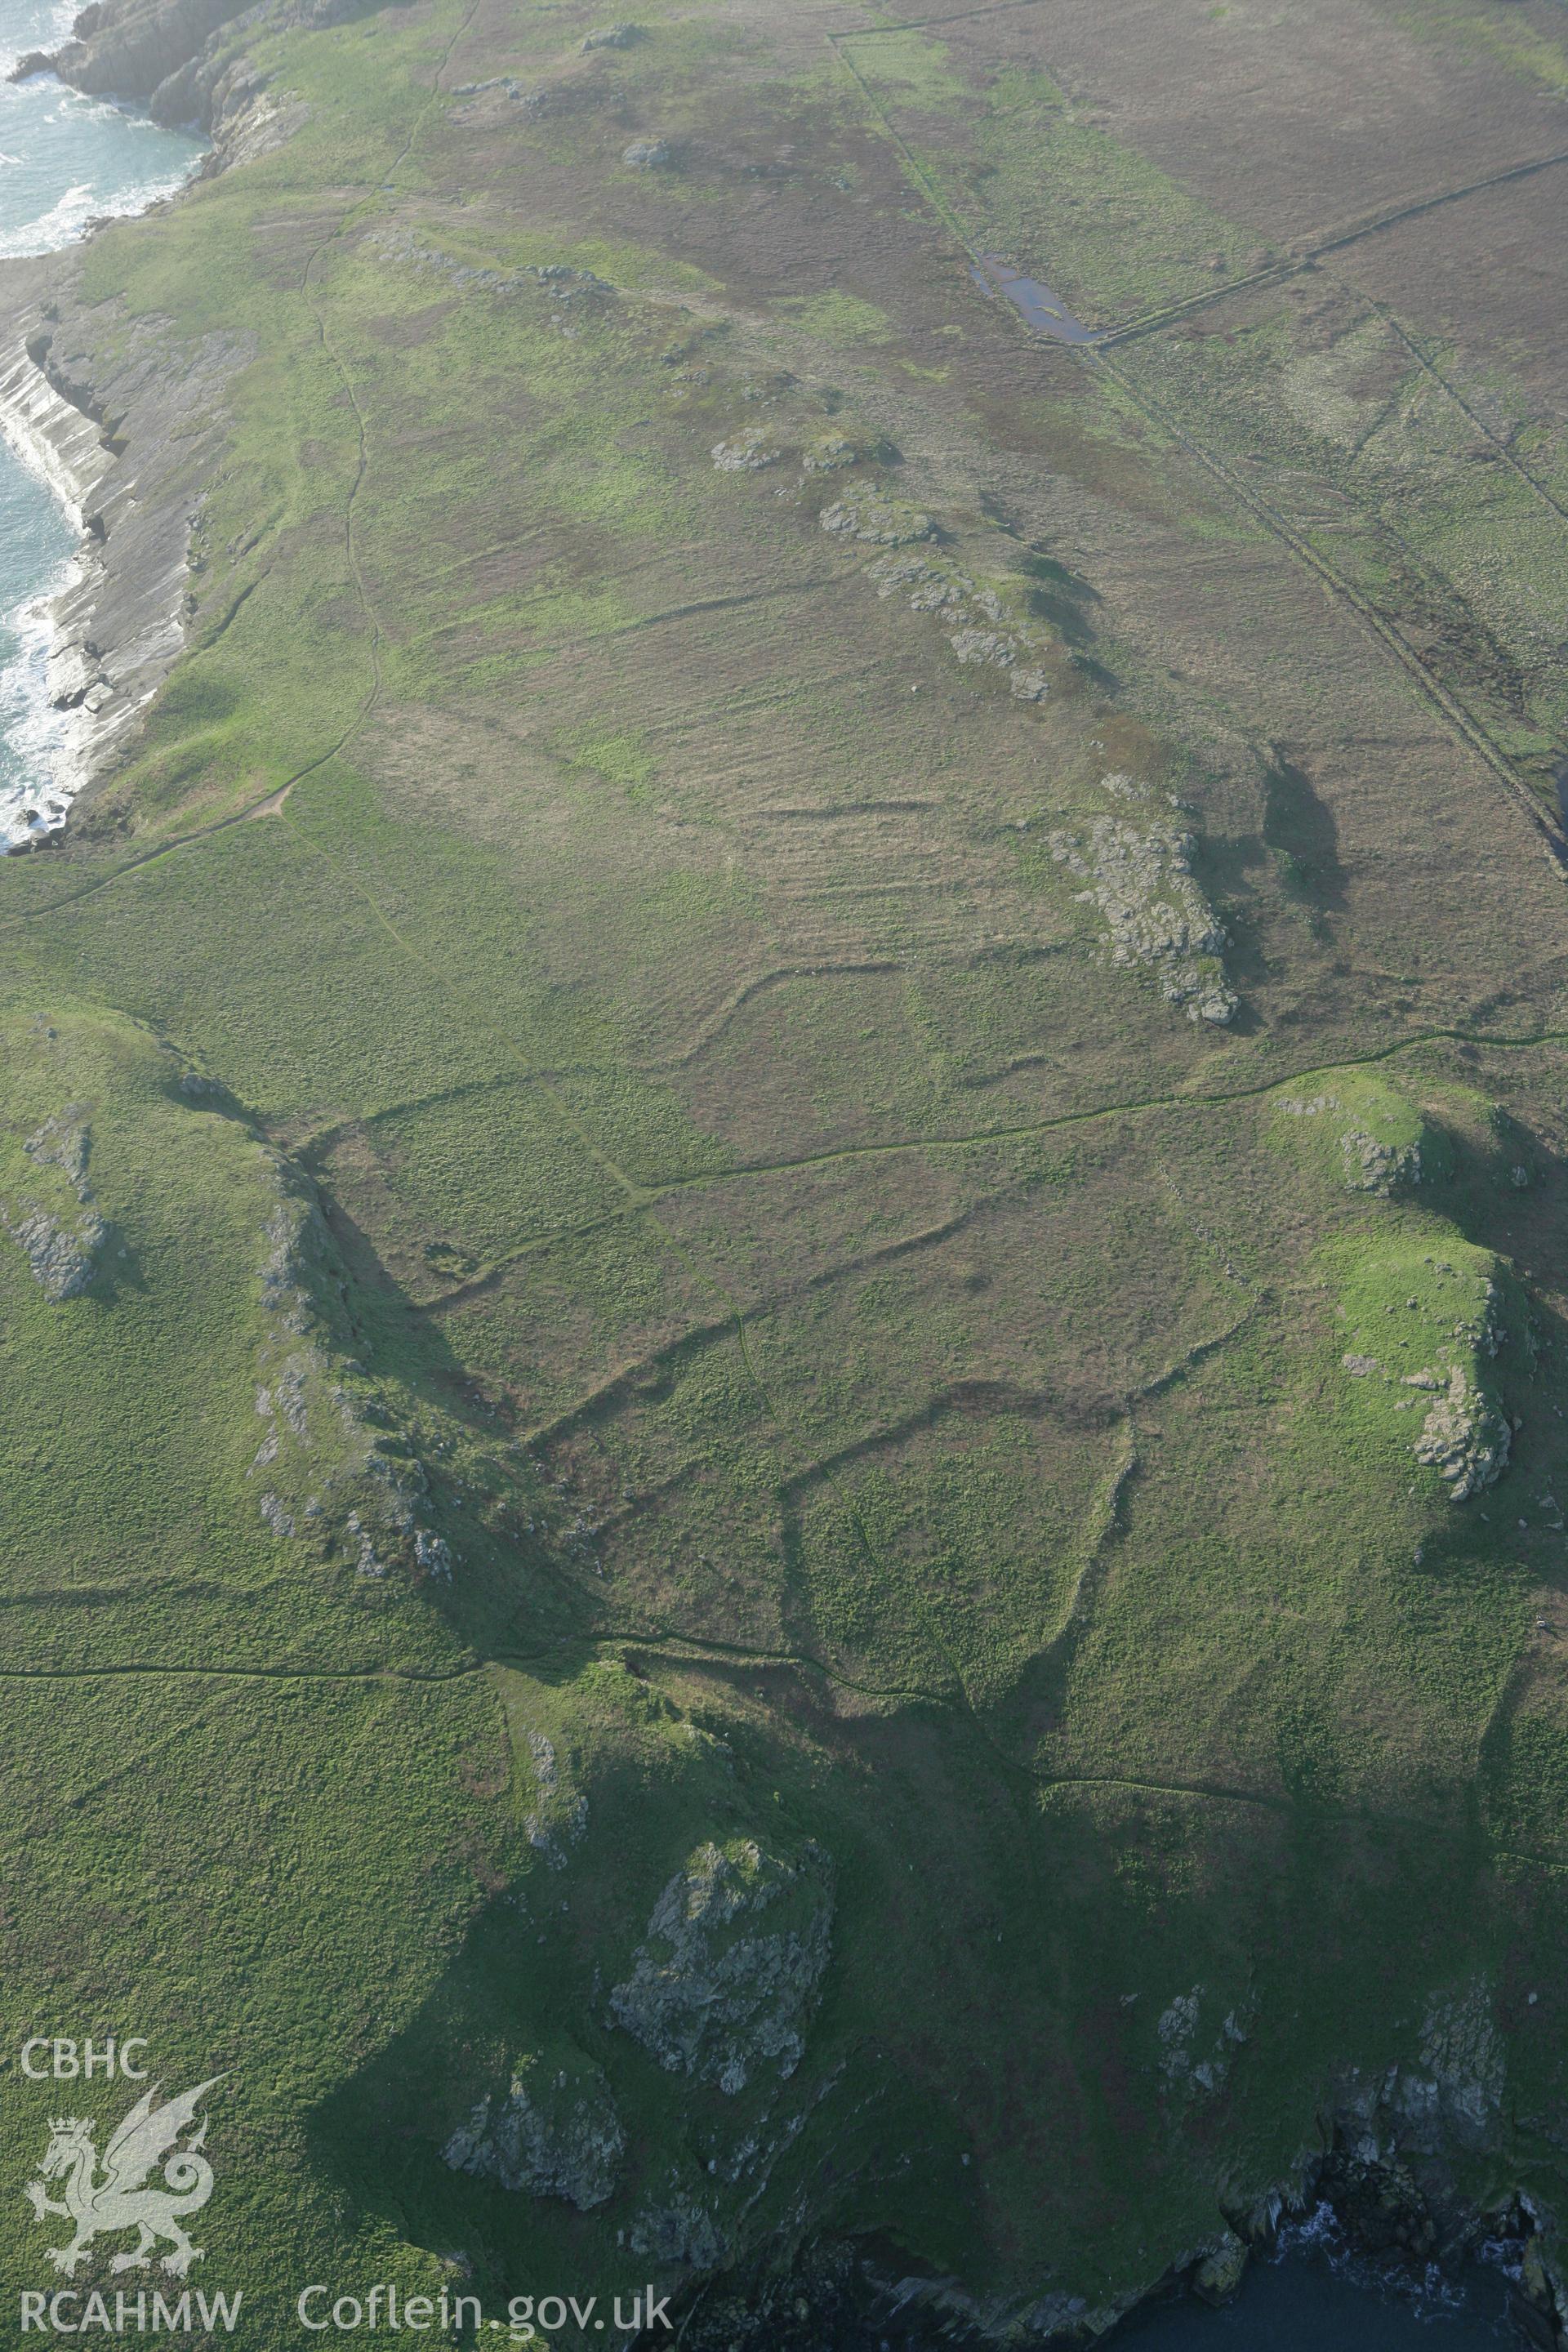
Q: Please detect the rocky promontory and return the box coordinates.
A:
[15,0,368,132]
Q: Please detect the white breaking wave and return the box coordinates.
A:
[0,563,84,847]
[0,174,94,256]
[0,3,74,82]
[0,154,198,258]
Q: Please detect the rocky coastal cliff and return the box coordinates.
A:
[0,259,244,827]
[0,0,279,828]
[11,0,358,133]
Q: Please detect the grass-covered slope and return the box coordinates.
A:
[6,0,1568,2341]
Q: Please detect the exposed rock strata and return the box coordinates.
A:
[221,1115,459,1577]
[0,264,249,835]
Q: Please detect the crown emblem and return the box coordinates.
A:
[29,2082,222,2279]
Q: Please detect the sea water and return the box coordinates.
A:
[1109,2206,1522,2347]
[0,1,202,840]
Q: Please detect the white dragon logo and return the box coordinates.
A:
[24,2078,222,2278]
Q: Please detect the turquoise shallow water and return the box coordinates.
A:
[0,2,201,838]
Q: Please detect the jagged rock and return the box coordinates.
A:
[1520,2237,1565,2345]
[259,1492,294,1538]
[1049,778,1236,1024]
[414,1529,452,1579]
[521,1731,588,1867]
[1413,1977,1506,2140]
[1414,1366,1511,1502]
[51,0,257,101]
[622,138,670,168]
[610,1838,833,2093]
[24,1110,90,1187]
[444,2052,625,2210]
[582,22,640,47]
[257,1181,323,1337]
[1155,1985,1250,2098]
[868,550,971,608]
[2,1205,105,1300]
[1316,2150,1435,2259]
[948,626,1018,670]
[244,1153,453,1574]
[451,75,532,102]
[3,1111,105,1298]
[862,546,1054,688]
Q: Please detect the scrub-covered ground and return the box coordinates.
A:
[7,0,1568,2339]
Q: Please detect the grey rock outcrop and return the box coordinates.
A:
[801,431,858,472]
[51,0,257,102]
[444,2052,625,2211]
[628,2191,726,2268]
[1049,777,1236,1024]
[2,1203,105,1299]
[1278,1092,1426,1194]
[1192,2230,1247,2305]
[1413,1365,1511,1502]
[1334,1977,1504,2162]
[243,1143,456,1574]
[43,0,352,134]
[522,1730,588,1869]
[1340,1123,1423,1195]
[2,1111,105,1299]
[819,483,932,546]
[710,428,779,472]
[610,1838,833,2094]
[865,547,1052,697]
